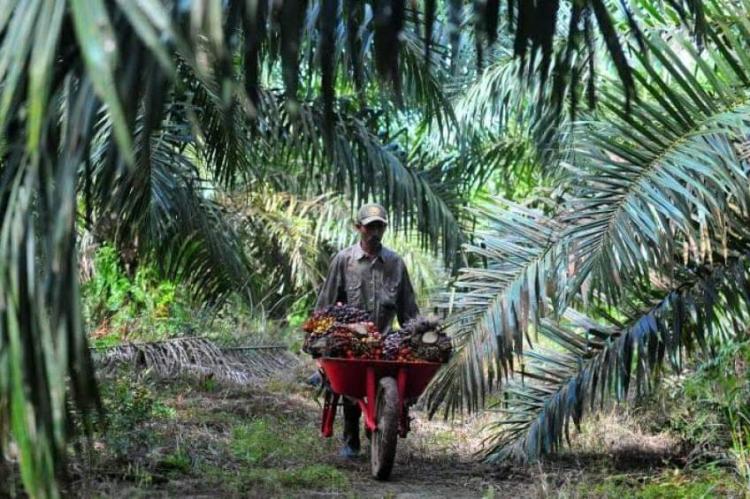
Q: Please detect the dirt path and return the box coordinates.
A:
[318,412,533,498]
[340,455,529,498]
[213,377,535,498]
[267,372,538,498]
[61,365,716,498]
[64,367,542,498]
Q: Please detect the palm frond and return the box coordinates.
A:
[398,20,457,132]
[240,90,468,263]
[484,255,750,462]
[224,190,350,310]
[453,53,523,132]
[92,337,297,385]
[424,8,750,464]
[451,51,572,182]
[472,133,544,200]
[183,79,264,189]
[383,230,450,309]
[89,117,257,308]
[425,200,565,417]
[563,27,750,306]
[222,345,301,378]
[1,77,100,497]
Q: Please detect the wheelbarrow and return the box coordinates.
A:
[317,357,442,480]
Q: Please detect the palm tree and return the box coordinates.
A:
[426,1,750,463]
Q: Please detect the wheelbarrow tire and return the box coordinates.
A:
[371,376,399,480]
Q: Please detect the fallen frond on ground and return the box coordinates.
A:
[223,346,301,379]
[91,337,297,385]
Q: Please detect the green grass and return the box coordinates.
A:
[567,466,745,498]
[197,375,220,393]
[229,416,331,465]
[158,449,192,474]
[203,407,346,495]
[244,465,349,491]
[230,420,283,464]
[87,374,347,496]
[201,463,350,495]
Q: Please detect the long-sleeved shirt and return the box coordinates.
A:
[315,243,419,334]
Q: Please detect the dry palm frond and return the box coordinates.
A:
[92,337,297,385]
[222,346,300,379]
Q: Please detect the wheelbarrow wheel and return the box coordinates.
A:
[371,376,399,480]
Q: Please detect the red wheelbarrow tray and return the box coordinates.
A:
[317,357,442,436]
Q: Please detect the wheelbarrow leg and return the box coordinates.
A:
[397,368,409,437]
[358,366,378,431]
[321,390,339,437]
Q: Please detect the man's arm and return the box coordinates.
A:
[397,262,420,324]
[315,253,346,310]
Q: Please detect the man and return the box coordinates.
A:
[315,203,420,457]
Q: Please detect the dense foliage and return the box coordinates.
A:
[425,0,750,469]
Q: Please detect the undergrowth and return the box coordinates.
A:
[81,244,302,349]
[651,340,750,481]
[83,244,191,345]
[564,340,750,497]
[74,372,347,497]
[562,465,741,498]
[96,373,177,461]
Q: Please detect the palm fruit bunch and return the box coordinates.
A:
[383,316,452,363]
[328,321,383,359]
[355,326,384,360]
[383,330,417,361]
[302,303,383,359]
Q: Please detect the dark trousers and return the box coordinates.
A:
[342,397,361,450]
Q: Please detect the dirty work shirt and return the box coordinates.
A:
[315,244,419,334]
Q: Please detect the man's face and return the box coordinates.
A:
[357,221,387,249]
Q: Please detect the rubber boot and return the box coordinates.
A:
[340,398,361,458]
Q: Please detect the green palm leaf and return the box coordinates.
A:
[240,90,468,262]
[1,82,101,497]
[484,255,750,462]
[563,28,750,306]
[425,200,565,416]
[90,118,257,307]
[226,190,351,309]
[427,10,750,462]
